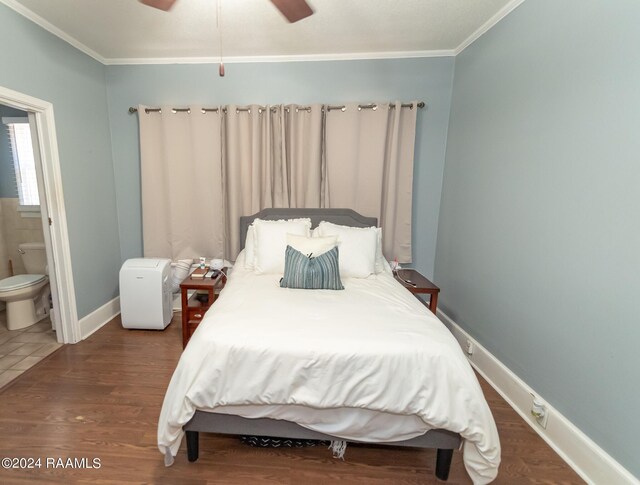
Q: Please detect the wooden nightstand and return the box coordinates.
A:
[180,269,226,348]
[394,268,440,314]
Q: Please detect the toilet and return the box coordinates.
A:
[0,242,50,331]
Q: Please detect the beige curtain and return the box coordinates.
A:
[222,104,325,258]
[323,101,417,262]
[137,101,416,262]
[138,105,224,260]
[223,105,280,257]
[283,104,324,208]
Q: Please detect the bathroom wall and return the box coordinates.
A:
[0,201,6,281]
[0,105,30,279]
[0,104,37,279]
[0,198,44,276]
[0,104,22,198]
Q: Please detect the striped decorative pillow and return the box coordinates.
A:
[280,245,344,290]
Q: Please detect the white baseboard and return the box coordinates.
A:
[437,309,639,485]
[79,296,120,340]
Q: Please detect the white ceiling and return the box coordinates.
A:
[3,0,523,64]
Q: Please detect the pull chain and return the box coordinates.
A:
[217,0,224,77]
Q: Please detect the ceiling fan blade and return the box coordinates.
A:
[139,0,178,11]
[270,0,314,23]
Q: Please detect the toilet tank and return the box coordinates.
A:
[19,242,47,275]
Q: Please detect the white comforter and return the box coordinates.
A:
[158,253,500,484]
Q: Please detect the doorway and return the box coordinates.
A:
[0,85,79,345]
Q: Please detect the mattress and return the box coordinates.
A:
[158,251,500,484]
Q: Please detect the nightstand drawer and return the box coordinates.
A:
[187,307,206,322]
[186,319,202,339]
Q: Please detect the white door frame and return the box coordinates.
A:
[28,111,62,338]
[0,85,80,343]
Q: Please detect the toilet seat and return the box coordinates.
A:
[0,274,47,292]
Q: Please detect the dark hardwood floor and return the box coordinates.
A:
[0,315,583,484]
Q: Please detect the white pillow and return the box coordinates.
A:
[244,225,256,270]
[373,227,392,273]
[316,222,377,278]
[312,224,389,272]
[286,233,338,257]
[253,218,312,274]
[244,219,311,270]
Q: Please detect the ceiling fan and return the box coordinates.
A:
[139,0,314,23]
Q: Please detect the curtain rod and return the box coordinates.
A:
[128,102,425,114]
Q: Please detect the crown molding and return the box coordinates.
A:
[103,50,455,66]
[454,0,527,55]
[0,0,106,64]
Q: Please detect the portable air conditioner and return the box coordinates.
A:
[119,258,172,330]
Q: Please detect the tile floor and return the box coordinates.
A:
[0,311,62,388]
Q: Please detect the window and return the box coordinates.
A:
[3,117,40,211]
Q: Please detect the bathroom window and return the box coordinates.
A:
[3,117,40,214]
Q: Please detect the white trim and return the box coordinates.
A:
[103,50,455,66]
[16,205,40,213]
[18,209,41,219]
[437,309,639,485]
[79,296,120,340]
[454,0,527,55]
[0,85,80,344]
[0,0,106,64]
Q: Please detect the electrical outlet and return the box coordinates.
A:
[531,397,549,429]
[465,339,474,355]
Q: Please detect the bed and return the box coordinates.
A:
[158,208,500,484]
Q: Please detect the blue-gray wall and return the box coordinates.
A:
[0,104,25,198]
[105,58,455,277]
[0,4,121,318]
[436,0,640,476]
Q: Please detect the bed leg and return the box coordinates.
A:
[435,448,453,481]
[186,431,199,462]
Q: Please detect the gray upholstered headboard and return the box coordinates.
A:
[239,208,377,250]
